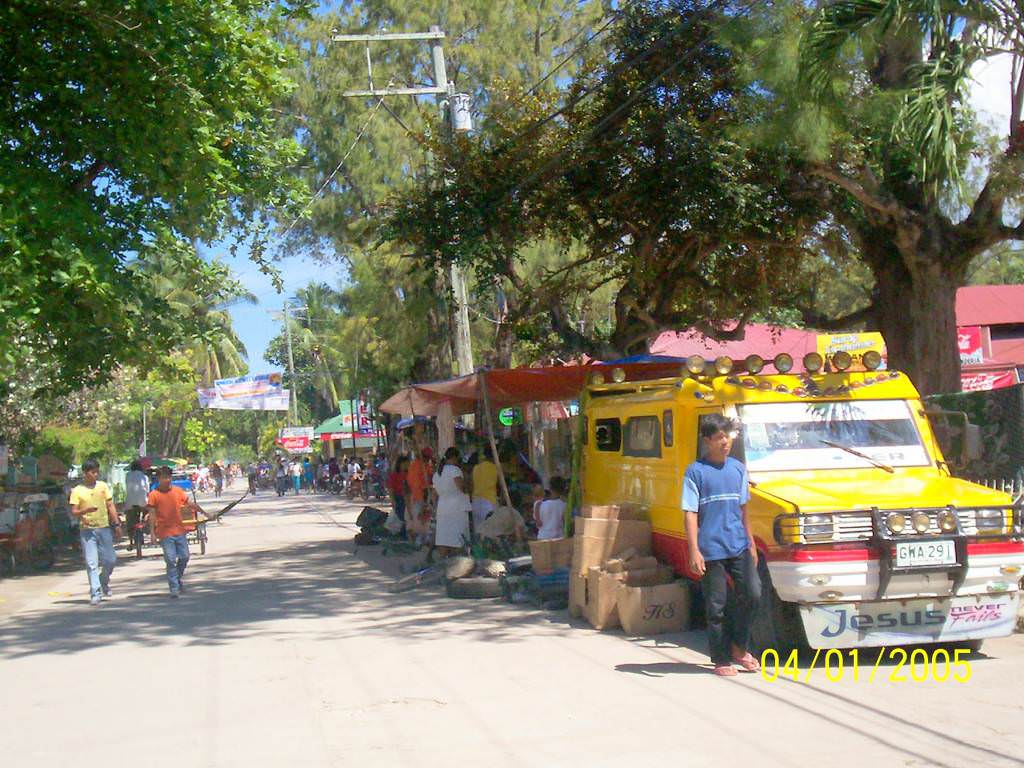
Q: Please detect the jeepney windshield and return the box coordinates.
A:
[738,400,929,472]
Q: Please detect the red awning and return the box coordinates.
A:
[379,361,685,417]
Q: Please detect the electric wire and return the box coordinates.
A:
[282,77,395,238]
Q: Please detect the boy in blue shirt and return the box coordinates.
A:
[683,413,762,676]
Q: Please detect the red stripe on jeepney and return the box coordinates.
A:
[766,545,878,563]
[966,541,1024,556]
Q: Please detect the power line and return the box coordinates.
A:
[282,77,395,238]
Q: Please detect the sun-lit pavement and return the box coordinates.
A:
[1,488,1023,768]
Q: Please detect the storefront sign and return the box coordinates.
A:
[957,326,985,366]
[961,370,1019,392]
[277,427,314,453]
[499,407,523,426]
[816,332,887,371]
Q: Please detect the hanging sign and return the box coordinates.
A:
[198,372,289,410]
[498,407,523,426]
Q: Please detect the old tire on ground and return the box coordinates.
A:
[478,559,507,578]
[446,576,503,599]
[444,555,475,581]
[749,555,808,657]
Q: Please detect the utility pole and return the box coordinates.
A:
[332,26,475,377]
[283,299,298,427]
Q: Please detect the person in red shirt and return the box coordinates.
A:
[146,466,201,598]
[387,456,410,538]
[406,446,434,541]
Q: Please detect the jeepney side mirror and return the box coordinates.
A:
[964,423,982,462]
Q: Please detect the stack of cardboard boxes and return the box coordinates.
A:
[569,504,690,635]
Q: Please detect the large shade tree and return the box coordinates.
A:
[737,0,1024,393]
[381,0,824,360]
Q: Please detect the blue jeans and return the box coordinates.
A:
[80,527,117,600]
[160,534,190,594]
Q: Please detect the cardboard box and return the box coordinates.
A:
[604,555,659,574]
[618,582,691,636]
[585,567,622,630]
[621,565,675,587]
[572,520,652,575]
[581,503,648,521]
[529,537,574,575]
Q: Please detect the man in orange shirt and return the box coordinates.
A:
[146,466,200,598]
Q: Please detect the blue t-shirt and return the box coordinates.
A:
[681,457,750,561]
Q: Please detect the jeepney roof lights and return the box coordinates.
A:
[589,372,606,386]
[758,380,772,391]
[803,352,824,373]
[862,350,883,370]
[912,511,931,534]
[726,375,741,385]
[685,355,706,376]
[938,509,957,532]
[824,387,837,396]
[714,356,735,375]
[793,387,807,397]
[611,367,627,383]
[741,378,758,389]
[832,350,853,371]
[849,380,863,389]
[694,391,715,401]
[773,353,794,373]
[745,354,765,374]
[775,384,789,393]
[886,512,906,534]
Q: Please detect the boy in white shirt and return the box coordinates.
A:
[536,476,567,540]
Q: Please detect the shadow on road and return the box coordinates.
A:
[0,534,568,660]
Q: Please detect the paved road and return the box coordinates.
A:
[1,490,1022,767]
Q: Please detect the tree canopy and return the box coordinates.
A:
[0,0,310,391]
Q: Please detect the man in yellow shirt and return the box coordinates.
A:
[471,445,499,531]
[69,458,120,606]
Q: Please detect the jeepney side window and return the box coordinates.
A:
[624,416,662,458]
[663,409,673,447]
[595,418,621,452]
[696,413,746,464]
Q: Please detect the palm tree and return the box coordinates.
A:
[142,250,255,386]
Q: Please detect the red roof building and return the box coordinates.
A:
[956,285,1024,391]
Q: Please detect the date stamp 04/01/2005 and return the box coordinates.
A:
[759,647,973,684]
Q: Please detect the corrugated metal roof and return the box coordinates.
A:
[956,285,1024,327]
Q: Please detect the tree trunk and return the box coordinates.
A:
[866,237,963,396]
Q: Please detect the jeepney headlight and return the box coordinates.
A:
[886,512,906,534]
[773,353,794,373]
[976,508,1006,534]
[685,355,706,376]
[802,514,834,542]
[714,356,734,375]
[912,511,931,534]
[803,353,824,373]
[831,351,853,371]
[937,509,957,533]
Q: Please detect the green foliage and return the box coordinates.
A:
[183,417,226,461]
[0,0,311,391]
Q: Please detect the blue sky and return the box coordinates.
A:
[200,243,340,374]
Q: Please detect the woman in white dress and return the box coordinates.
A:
[432,447,471,556]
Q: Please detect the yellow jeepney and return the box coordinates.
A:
[580,350,1023,651]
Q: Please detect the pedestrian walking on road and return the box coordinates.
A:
[124,459,150,548]
[289,459,302,495]
[247,461,258,495]
[211,462,224,498]
[146,466,199,598]
[683,413,761,677]
[69,458,121,606]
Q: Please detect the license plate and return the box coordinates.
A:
[895,540,956,567]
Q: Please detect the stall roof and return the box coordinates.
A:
[379,361,686,417]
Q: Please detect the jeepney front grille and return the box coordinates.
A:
[777,508,999,544]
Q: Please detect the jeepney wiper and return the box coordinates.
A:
[819,440,895,473]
